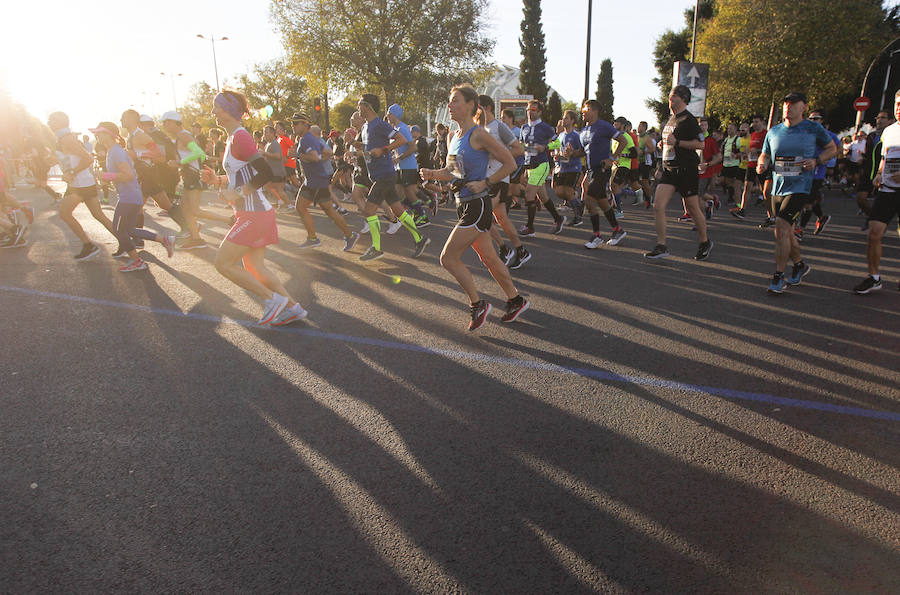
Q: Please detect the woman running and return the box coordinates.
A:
[200,90,306,326]
[90,122,175,272]
[419,84,530,330]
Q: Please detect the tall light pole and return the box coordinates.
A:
[160,72,183,110]
[196,34,229,91]
[856,35,900,130]
[584,0,592,103]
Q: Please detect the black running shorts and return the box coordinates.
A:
[367,178,398,205]
[456,195,493,232]
[660,166,699,198]
[776,193,813,223]
[870,189,900,224]
[583,167,610,199]
[553,171,579,188]
[301,186,331,205]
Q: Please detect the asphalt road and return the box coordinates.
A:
[1,182,899,593]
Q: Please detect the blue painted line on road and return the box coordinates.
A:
[3,284,899,422]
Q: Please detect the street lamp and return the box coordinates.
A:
[196,34,229,91]
[856,35,900,129]
[160,72,183,111]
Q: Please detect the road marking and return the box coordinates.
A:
[2,284,898,422]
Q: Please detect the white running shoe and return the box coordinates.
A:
[386,220,403,234]
[271,303,308,326]
[258,293,289,326]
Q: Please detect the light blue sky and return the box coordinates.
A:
[2,0,693,132]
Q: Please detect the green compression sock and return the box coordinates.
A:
[367,215,382,251]
[399,210,422,242]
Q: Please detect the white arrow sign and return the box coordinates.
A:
[686,66,701,88]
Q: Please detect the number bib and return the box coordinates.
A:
[774,156,803,177]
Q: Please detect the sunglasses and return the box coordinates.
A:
[809,116,823,120]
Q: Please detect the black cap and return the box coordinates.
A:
[614,116,628,124]
[783,92,808,104]
[291,112,311,123]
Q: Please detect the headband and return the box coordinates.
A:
[214,93,245,121]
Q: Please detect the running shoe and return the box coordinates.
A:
[342,232,359,252]
[767,274,787,294]
[386,220,403,234]
[499,244,512,265]
[414,215,431,228]
[644,200,651,209]
[468,300,492,331]
[162,235,175,258]
[584,234,604,249]
[1,236,26,249]
[359,221,370,234]
[413,236,430,258]
[258,293,289,325]
[704,202,713,220]
[694,240,713,261]
[814,215,831,235]
[298,238,322,250]
[175,229,192,240]
[271,303,308,326]
[112,248,130,259]
[853,276,882,294]
[567,217,583,227]
[677,213,692,222]
[787,262,811,285]
[501,296,530,322]
[119,258,148,273]
[359,246,384,261]
[518,225,536,237]
[74,243,100,261]
[607,228,627,246]
[336,206,349,215]
[510,247,531,269]
[729,207,745,220]
[12,224,26,245]
[759,217,776,228]
[712,194,720,210]
[552,216,567,234]
[614,210,625,219]
[179,238,207,250]
[644,244,669,259]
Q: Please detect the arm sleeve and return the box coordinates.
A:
[497,122,515,146]
[247,155,273,190]
[547,137,562,150]
[180,141,207,165]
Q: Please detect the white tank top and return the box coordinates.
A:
[224,126,272,213]
[55,145,96,188]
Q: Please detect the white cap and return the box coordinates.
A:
[139,113,153,123]
[161,111,182,123]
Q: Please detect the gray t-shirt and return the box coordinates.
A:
[484,119,516,182]
[265,140,286,177]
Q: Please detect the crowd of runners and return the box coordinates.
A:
[1,83,899,330]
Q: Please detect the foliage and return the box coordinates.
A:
[270,0,494,111]
[595,58,614,123]
[696,0,895,124]
[179,82,218,130]
[235,58,309,122]
[546,92,562,126]
[517,0,548,103]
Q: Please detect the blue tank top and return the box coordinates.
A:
[447,126,489,200]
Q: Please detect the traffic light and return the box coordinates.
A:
[313,98,322,113]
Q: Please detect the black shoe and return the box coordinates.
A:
[814,214,831,235]
[644,244,669,259]
[510,247,531,269]
[501,296,530,322]
[853,276,882,294]
[468,300,492,331]
[413,236,430,258]
[759,217,776,228]
[694,240,713,261]
[566,217,583,227]
[74,244,100,261]
[499,244,511,264]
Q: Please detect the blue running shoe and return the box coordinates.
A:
[787,262,811,285]
[768,274,787,294]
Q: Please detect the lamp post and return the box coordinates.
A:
[160,72,183,110]
[879,49,900,111]
[196,34,229,91]
[856,35,900,130]
[583,0,592,103]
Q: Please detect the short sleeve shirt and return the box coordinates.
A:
[761,119,832,196]
[298,133,330,188]
[391,122,418,170]
[265,140,286,177]
[106,144,143,204]
[278,135,296,169]
[699,136,719,179]
[580,119,620,170]
[484,119,517,182]
[557,130,583,173]
[662,109,702,170]
[879,122,900,192]
[362,117,397,181]
[519,120,556,167]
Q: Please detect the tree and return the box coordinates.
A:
[645,1,714,126]
[517,0,548,103]
[236,58,309,122]
[696,0,896,123]
[270,0,494,112]
[179,82,217,130]
[546,91,562,126]
[595,58,614,122]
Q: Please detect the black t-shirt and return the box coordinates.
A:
[662,109,702,170]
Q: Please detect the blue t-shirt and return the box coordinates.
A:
[298,132,330,189]
[391,122,417,170]
[580,119,621,170]
[318,138,335,177]
[761,119,832,196]
[520,119,556,167]
[106,144,143,204]
[362,117,396,181]
[557,130,583,173]
[814,131,841,180]
[510,126,525,166]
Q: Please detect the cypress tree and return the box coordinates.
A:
[595,58,614,123]
[518,0,548,103]
[546,91,562,126]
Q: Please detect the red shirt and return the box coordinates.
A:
[699,137,720,179]
[748,129,767,167]
[628,131,639,169]
[278,135,296,169]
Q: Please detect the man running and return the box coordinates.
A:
[261,125,292,209]
[611,117,637,213]
[795,110,843,238]
[637,121,655,208]
[854,109,893,229]
[757,92,835,293]
[552,109,584,226]
[721,123,742,206]
[385,104,430,227]
[518,100,566,236]
[645,85,712,260]
[354,93,429,261]
[564,99,626,249]
[160,111,209,249]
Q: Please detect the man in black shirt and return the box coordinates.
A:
[645,85,712,260]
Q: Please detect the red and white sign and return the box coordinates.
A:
[854,96,871,111]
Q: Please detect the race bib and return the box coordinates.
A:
[773,156,803,177]
[883,147,900,178]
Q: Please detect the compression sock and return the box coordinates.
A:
[542,199,561,222]
[799,209,813,229]
[366,215,382,251]
[590,213,601,233]
[527,203,537,228]
[398,210,422,242]
[812,203,824,218]
[604,207,619,228]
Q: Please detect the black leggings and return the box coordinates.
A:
[113,202,155,252]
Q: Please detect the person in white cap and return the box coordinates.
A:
[160,111,208,249]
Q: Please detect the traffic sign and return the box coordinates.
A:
[854,97,871,111]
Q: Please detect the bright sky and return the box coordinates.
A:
[1,0,692,134]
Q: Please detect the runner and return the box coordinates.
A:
[344,111,402,235]
[721,123,742,206]
[756,92,836,293]
[420,84,529,330]
[159,111,212,247]
[518,100,566,236]
[552,110,584,226]
[90,121,175,272]
[854,109,893,229]
[637,121,655,208]
[854,91,900,294]
[385,104,430,227]
[353,93,429,261]
[795,110,843,238]
[697,116,722,218]
[290,112,359,251]
[731,115,769,222]
[644,85,712,260]
[261,125,292,209]
[47,112,117,260]
[201,90,306,326]
[611,117,637,214]
[477,94,531,269]
[564,99,627,249]
[501,109,526,210]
